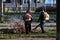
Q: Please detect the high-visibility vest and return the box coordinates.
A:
[44,12,49,20]
[24,13,32,21]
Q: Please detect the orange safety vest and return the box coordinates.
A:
[24,13,32,21]
[44,12,49,20]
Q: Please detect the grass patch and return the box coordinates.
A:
[0,34,20,39]
[0,23,10,27]
[0,23,56,38]
[47,30,56,37]
[0,30,56,39]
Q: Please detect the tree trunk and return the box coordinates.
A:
[53,0,54,7]
[35,0,38,10]
[16,0,18,13]
[28,0,30,11]
[0,0,2,22]
[0,0,4,22]
[56,0,60,40]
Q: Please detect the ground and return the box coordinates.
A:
[0,26,56,40]
[0,22,56,40]
[0,38,56,40]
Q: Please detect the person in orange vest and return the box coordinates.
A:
[44,12,49,21]
[23,10,32,34]
[33,9,45,33]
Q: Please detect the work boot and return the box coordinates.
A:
[41,31,45,33]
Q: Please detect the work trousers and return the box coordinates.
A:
[25,21,31,34]
[33,21,45,33]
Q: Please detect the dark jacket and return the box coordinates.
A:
[38,11,45,22]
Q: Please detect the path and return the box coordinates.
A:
[0,38,56,40]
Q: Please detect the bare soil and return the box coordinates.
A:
[0,38,56,40]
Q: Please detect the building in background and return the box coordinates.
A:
[2,0,56,13]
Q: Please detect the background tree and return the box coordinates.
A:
[16,0,18,13]
[34,0,38,10]
[0,0,2,22]
[28,0,31,12]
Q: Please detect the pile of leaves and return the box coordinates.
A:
[2,19,25,34]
